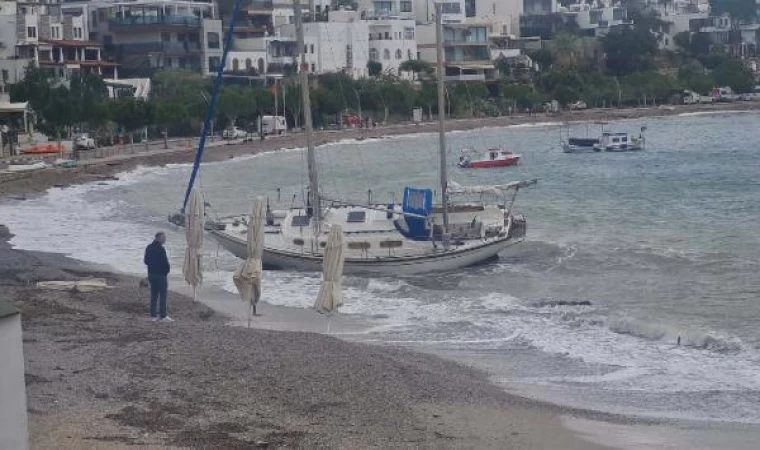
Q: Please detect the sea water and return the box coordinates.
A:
[2,111,760,423]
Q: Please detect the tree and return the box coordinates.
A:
[217,85,251,127]
[68,73,109,129]
[602,27,658,76]
[39,86,75,143]
[712,58,755,92]
[109,98,154,143]
[366,60,382,77]
[527,49,553,71]
[551,32,580,67]
[399,59,434,81]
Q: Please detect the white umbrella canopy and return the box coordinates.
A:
[233,197,265,326]
[182,189,204,299]
[315,224,345,315]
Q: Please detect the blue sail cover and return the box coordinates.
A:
[401,187,433,239]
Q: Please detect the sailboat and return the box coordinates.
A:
[175,1,535,275]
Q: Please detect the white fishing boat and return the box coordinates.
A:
[176,1,535,275]
[593,129,646,152]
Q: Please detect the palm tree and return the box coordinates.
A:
[552,32,579,67]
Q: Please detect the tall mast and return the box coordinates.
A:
[293,0,320,224]
[435,3,449,233]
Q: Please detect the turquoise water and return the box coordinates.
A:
[3,110,760,422]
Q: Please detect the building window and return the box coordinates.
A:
[246,58,253,71]
[51,26,60,39]
[1,70,8,83]
[207,32,220,49]
[395,49,402,59]
[369,48,378,61]
[383,49,390,60]
[407,49,412,59]
[400,1,412,13]
[161,32,171,42]
[440,2,461,14]
[27,27,37,39]
[74,27,83,39]
[310,44,314,53]
[311,63,315,72]
[208,56,220,71]
[404,27,414,40]
[304,44,308,54]
[257,58,264,73]
[232,58,239,71]
[384,31,390,39]
[165,57,172,67]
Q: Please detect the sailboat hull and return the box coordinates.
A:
[211,229,522,275]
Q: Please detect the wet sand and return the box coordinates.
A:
[1,229,619,449]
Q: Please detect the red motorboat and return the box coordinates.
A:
[458,148,520,169]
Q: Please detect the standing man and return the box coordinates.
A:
[144,232,172,322]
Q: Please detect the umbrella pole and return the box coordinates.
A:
[193,286,197,302]
[248,302,252,328]
[326,313,332,334]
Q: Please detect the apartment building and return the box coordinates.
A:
[415,0,466,23]
[417,21,495,81]
[465,0,522,38]
[89,0,223,76]
[0,0,116,90]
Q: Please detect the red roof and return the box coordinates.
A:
[40,39,102,48]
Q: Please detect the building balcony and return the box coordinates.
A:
[445,73,486,82]
[114,41,202,54]
[109,15,202,29]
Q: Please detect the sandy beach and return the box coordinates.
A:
[0,228,622,449]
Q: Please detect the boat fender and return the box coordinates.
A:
[386,203,394,219]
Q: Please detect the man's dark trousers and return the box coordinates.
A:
[149,274,168,318]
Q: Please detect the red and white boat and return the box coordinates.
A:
[458,148,520,169]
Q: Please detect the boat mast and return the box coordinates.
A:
[435,3,449,233]
[293,0,320,225]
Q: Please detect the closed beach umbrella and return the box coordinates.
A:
[233,197,265,327]
[182,188,204,299]
[315,224,345,316]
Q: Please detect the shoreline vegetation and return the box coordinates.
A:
[1,231,615,449]
[2,101,759,200]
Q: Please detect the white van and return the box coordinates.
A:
[258,115,287,136]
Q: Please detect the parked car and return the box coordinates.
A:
[223,126,248,140]
[73,133,95,149]
[342,113,362,127]
[739,93,752,101]
[569,100,587,110]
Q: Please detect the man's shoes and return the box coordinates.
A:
[151,317,160,322]
[161,316,174,322]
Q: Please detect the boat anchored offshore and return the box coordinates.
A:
[593,129,646,152]
[458,148,520,168]
[172,1,536,275]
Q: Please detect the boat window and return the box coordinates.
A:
[291,215,310,227]
[347,211,366,223]
[293,238,305,246]
[380,240,403,248]
[347,242,371,250]
[612,137,620,143]
[622,136,628,142]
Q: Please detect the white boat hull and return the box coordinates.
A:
[211,229,522,275]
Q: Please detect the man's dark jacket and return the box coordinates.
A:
[144,241,170,276]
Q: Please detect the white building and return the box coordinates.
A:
[466,0,522,38]
[523,0,558,15]
[280,9,369,78]
[0,1,117,87]
[368,18,417,76]
[559,1,631,37]
[356,0,415,19]
[415,0,466,23]
[89,0,223,76]
[645,0,710,50]
[0,302,28,450]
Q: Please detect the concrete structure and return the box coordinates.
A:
[559,1,631,37]
[417,21,495,81]
[368,17,417,76]
[650,0,710,50]
[0,1,117,85]
[523,0,558,15]
[280,9,369,78]
[89,0,223,76]
[0,301,28,450]
[356,0,416,19]
[415,0,466,24]
[465,0,522,38]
